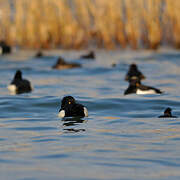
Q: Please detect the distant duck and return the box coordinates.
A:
[8,70,33,94]
[35,50,43,58]
[58,96,88,118]
[111,63,116,67]
[125,63,145,81]
[0,41,11,55]
[159,107,177,118]
[52,57,81,70]
[80,51,95,59]
[124,77,163,95]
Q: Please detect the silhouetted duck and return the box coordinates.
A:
[52,57,81,70]
[8,70,33,94]
[0,41,11,55]
[35,50,43,58]
[124,77,163,95]
[159,107,177,118]
[125,63,145,81]
[112,63,116,67]
[80,51,95,59]
[58,96,88,118]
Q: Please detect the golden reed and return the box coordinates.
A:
[0,0,179,49]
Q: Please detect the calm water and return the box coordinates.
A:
[0,49,180,180]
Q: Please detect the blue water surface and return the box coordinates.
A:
[0,49,180,180]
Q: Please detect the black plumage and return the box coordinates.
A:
[125,63,145,81]
[159,107,177,118]
[80,51,95,59]
[53,57,81,70]
[59,96,88,118]
[124,78,163,95]
[35,51,43,58]
[0,41,11,55]
[9,70,32,94]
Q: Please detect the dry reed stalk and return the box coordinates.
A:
[103,0,122,49]
[90,0,121,49]
[14,0,24,45]
[92,1,112,48]
[40,0,60,48]
[53,0,81,48]
[15,0,39,47]
[114,0,127,48]
[124,0,142,49]
[165,0,180,48]
[0,0,179,49]
[72,0,99,48]
[0,1,11,42]
[144,0,162,49]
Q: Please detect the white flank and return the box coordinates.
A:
[84,107,88,117]
[7,84,17,93]
[0,47,2,55]
[30,84,34,91]
[58,110,65,118]
[136,89,156,95]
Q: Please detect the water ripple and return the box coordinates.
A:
[0,50,180,180]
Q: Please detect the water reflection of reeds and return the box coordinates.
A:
[0,0,180,49]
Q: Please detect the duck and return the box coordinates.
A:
[125,63,145,81]
[0,40,11,55]
[80,51,95,59]
[124,77,163,95]
[58,96,88,118]
[8,70,33,94]
[35,50,43,58]
[52,57,81,70]
[158,107,177,118]
[111,63,116,67]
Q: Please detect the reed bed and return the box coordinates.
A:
[0,0,179,49]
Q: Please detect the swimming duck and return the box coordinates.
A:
[52,57,81,70]
[58,96,88,118]
[8,70,33,94]
[35,50,43,58]
[158,107,177,118]
[124,77,163,95]
[80,51,95,59]
[0,41,11,55]
[111,63,116,67]
[125,63,145,81]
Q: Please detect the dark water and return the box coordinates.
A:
[0,49,180,180]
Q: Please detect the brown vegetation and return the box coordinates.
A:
[0,0,179,49]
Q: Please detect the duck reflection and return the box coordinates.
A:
[63,128,85,133]
[62,117,87,133]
